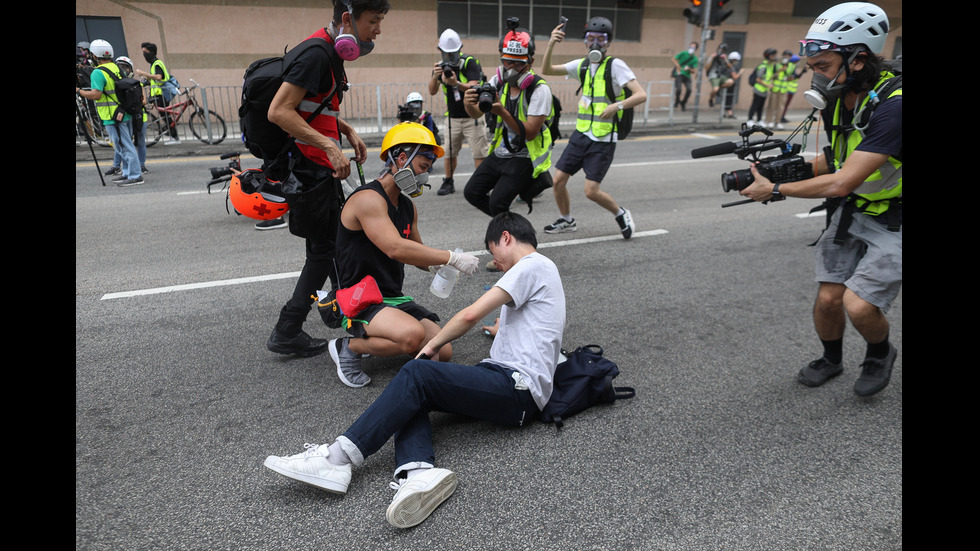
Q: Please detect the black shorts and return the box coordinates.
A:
[346,300,439,338]
[555,131,617,183]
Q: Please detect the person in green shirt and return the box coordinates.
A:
[672,42,698,111]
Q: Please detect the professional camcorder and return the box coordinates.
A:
[397,104,418,122]
[474,82,498,113]
[691,123,814,208]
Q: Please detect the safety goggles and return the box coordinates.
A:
[418,150,438,162]
[585,32,609,46]
[798,40,843,57]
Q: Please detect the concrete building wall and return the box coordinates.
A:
[76,0,902,113]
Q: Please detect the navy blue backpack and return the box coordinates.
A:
[540,345,635,428]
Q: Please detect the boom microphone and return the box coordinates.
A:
[691,141,738,159]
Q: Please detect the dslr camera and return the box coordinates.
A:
[691,124,813,207]
[474,82,498,113]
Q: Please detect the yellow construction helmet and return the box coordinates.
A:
[379,122,444,161]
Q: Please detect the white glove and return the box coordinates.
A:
[447,249,479,276]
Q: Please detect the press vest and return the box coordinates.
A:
[93,62,124,123]
[830,71,903,216]
[148,59,171,98]
[294,29,344,168]
[575,58,625,139]
[441,55,481,117]
[753,61,775,95]
[490,75,553,179]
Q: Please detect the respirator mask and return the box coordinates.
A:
[585,32,608,63]
[388,145,434,197]
[799,41,858,110]
[332,0,375,61]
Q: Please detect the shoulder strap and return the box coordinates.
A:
[98,66,118,81]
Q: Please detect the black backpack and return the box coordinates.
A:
[524,75,563,143]
[239,35,347,162]
[540,344,635,429]
[98,67,144,118]
[576,57,634,139]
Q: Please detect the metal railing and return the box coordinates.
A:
[77,78,734,148]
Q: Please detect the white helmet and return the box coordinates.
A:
[728,52,741,61]
[115,56,134,69]
[405,92,424,104]
[803,2,889,54]
[89,39,114,59]
[438,29,462,53]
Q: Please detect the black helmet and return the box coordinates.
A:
[764,48,777,59]
[584,16,613,37]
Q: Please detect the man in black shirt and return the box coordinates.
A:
[328,122,479,388]
[427,28,488,196]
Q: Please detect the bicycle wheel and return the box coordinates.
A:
[145,112,167,147]
[189,109,227,145]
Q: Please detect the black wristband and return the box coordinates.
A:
[772,182,782,197]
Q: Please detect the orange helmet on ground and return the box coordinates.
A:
[228,169,289,220]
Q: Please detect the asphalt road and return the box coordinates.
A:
[76,129,902,550]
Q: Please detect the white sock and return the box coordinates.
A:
[561,213,574,222]
[326,441,351,466]
[405,468,429,479]
[616,207,625,217]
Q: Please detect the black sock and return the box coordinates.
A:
[866,334,890,359]
[821,338,843,365]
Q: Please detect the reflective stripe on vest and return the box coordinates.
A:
[489,77,553,179]
[94,62,122,122]
[831,71,902,216]
[294,90,342,167]
[575,58,624,139]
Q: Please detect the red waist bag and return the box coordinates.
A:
[335,275,383,319]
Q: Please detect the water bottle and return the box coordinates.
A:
[430,248,462,298]
[482,284,498,335]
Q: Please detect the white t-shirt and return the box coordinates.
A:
[487,73,553,159]
[563,57,636,143]
[483,251,566,410]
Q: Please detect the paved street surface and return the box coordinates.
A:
[76,116,901,550]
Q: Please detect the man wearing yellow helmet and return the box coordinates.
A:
[327,122,480,388]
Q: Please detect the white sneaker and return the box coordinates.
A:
[385,468,457,528]
[263,443,351,494]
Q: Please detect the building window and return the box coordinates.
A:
[76,16,129,58]
[437,0,643,42]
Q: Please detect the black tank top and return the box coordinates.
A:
[336,180,415,296]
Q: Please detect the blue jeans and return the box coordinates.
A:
[112,119,147,169]
[105,119,140,179]
[339,360,538,475]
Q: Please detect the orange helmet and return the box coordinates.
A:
[228,169,289,220]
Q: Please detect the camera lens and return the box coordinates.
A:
[721,169,753,192]
[210,167,232,179]
[442,65,453,78]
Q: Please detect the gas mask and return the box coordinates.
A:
[388,145,430,198]
[441,51,461,67]
[585,32,608,63]
[802,52,858,110]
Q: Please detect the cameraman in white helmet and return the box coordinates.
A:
[740,2,902,397]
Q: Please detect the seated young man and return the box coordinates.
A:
[329,122,479,388]
[265,212,567,528]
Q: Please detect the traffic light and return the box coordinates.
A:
[684,0,704,26]
[709,0,733,26]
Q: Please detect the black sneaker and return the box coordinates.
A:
[437,178,455,196]
[104,166,121,176]
[615,209,635,239]
[266,328,329,357]
[853,344,897,397]
[116,176,145,187]
[255,217,287,230]
[142,165,149,174]
[544,217,577,233]
[797,357,844,387]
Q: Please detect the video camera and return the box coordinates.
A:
[206,152,242,193]
[691,124,813,208]
[397,104,418,123]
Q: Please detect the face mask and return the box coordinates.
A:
[803,56,851,110]
[390,146,429,197]
[441,52,460,66]
[587,48,604,63]
[688,47,696,55]
[502,67,523,86]
[143,52,155,63]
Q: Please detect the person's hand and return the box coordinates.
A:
[447,249,479,275]
[550,24,566,44]
[481,317,499,337]
[346,130,368,164]
[599,103,620,120]
[739,164,775,202]
[325,145,352,180]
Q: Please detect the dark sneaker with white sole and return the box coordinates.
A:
[544,217,577,234]
[266,328,329,357]
[615,209,635,239]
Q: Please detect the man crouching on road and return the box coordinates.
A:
[327,122,480,388]
[265,211,566,528]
